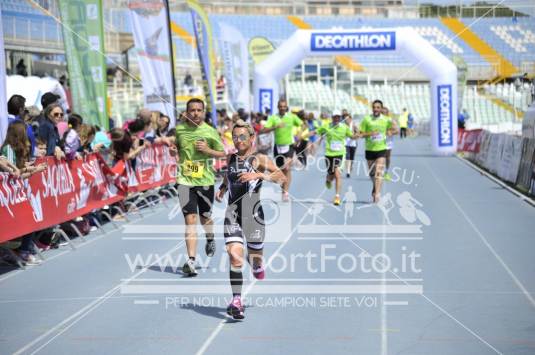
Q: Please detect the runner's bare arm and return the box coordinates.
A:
[256,154,286,185]
[259,118,285,134]
[388,119,399,136]
[360,131,379,138]
[215,157,230,202]
[0,157,20,177]
[195,140,226,158]
[259,124,284,134]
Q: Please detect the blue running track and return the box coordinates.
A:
[1,137,534,355]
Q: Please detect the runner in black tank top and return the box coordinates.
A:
[216,120,286,320]
[225,152,265,252]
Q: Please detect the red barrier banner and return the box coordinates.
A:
[0,153,125,243]
[458,129,483,153]
[113,144,177,193]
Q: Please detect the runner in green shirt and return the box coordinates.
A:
[316,110,358,206]
[359,100,394,203]
[175,98,225,276]
[260,99,302,202]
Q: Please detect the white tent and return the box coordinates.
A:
[6,75,70,112]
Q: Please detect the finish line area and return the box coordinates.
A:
[1,137,534,355]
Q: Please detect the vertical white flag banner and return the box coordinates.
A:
[219,23,250,112]
[0,13,8,146]
[128,0,176,125]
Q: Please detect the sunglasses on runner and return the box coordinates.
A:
[232,133,250,142]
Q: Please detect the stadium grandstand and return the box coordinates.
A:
[2,0,534,125]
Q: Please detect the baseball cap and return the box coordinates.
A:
[41,92,60,109]
[332,109,342,117]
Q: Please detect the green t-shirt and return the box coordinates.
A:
[359,115,392,152]
[264,112,303,146]
[175,122,224,186]
[317,122,353,157]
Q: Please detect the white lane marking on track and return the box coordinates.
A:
[298,237,423,240]
[287,141,505,354]
[194,192,322,355]
[348,158,506,353]
[421,295,503,354]
[383,301,408,306]
[0,231,112,283]
[380,178,388,355]
[456,156,535,207]
[332,142,504,354]
[0,295,140,304]
[12,241,185,355]
[426,160,535,308]
[337,229,504,354]
[0,210,161,284]
[4,289,532,305]
[197,146,504,355]
[134,299,160,305]
[120,278,424,282]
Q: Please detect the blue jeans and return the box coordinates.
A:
[19,234,36,254]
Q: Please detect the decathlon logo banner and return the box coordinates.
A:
[310,31,396,52]
[437,84,453,147]
[259,89,273,114]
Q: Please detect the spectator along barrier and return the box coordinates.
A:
[0,144,177,244]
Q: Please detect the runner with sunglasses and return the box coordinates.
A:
[216,120,286,320]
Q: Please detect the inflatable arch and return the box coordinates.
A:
[253,28,458,155]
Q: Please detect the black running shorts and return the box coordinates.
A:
[177,185,214,217]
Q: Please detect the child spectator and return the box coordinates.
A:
[63,114,83,160]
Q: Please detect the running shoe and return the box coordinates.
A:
[205,238,216,257]
[333,195,341,206]
[346,173,350,178]
[227,295,245,320]
[34,240,51,251]
[325,179,332,189]
[112,214,126,221]
[182,259,198,277]
[18,251,41,265]
[384,173,392,181]
[252,266,265,280]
